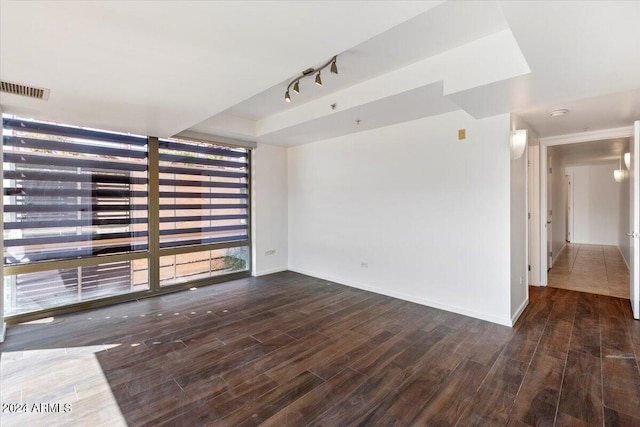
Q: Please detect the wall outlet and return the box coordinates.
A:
[264,249,276,256]
[519,276,524,284]
[360,262,369,268]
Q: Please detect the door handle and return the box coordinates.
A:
[627,232,639,237]
[547,221,552,224]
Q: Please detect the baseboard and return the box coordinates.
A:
[511,297,529,326]
[288,267,513,327]
[552,243,567,265]
[252,267,288,277]
[618,246,631,271]
[0,322,6,343]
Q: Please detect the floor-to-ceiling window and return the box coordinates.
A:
[2,116,250,318]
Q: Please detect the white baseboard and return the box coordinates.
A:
[288,267,513,327]
[252,267,288,277]
[552,243,567,265]
[511,297,529,326]
[618,246,631,271]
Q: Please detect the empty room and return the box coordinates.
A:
[1,1,640,426]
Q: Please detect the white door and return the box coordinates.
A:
[547,156,553,269]
[630,121,640,319]
[566,173,573,242]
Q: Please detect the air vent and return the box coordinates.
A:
[0,80,50,100]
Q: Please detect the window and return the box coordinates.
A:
[2,117,251,317]
[157,138,249,287]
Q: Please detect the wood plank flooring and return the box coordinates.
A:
[2,271,640,426]
[548,243,630,299]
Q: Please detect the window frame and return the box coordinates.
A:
[2,120,252,323]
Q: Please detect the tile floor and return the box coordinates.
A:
[548,243,630,299]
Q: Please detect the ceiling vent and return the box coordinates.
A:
[0,80,50,100]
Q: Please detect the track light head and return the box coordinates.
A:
[285,55,337,102]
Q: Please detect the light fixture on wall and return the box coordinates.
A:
[614,157,625,183]
[624,152,631,170]
[510,129,527,160]
[284,56,338,103]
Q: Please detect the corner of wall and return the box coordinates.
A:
[510,114,530,323]
[252,143,289,277]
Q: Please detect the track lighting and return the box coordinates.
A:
[284,55,338,102]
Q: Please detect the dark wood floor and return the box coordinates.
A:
[2,271,640,426]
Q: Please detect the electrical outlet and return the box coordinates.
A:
[519,276,523,284]
[264,249,276,256]
[360,262,368,268]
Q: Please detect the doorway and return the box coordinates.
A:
[537,129,634,300]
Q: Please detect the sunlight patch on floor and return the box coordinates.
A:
[0,344,126,427]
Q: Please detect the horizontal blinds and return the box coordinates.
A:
[158,138,249,249]
[2,118,149,264]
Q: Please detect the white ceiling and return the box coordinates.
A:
[549,138,629,166]
[1,1,640,147]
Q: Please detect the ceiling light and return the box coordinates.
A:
[624,152,631,170]
[550,109,568,117]
[284,55,338,102]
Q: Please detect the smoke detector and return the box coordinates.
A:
[550,109,568,117]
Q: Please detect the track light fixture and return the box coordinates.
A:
[285,55,338,102]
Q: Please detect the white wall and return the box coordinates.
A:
[549,151,567,260]
[509,114,532,322]
[252,143,288,276]
[527,144,541,286]
[565,162,620,245]
[288,111,514,325]
[619,159,631,266]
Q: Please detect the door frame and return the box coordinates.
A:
[528,145,541,285]
[631,121,639,318]
[538,126,634,286]
[566,172,574,242]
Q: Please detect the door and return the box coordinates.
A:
[566,173,573,242]
[547,155,553,269]
[630,121,640,319]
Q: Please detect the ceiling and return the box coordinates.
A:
[1,1,640,147]
[549,138,630,166]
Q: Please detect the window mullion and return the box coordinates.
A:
[148,136,160,290]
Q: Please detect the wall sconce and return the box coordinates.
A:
[614,157,625,182]
[510,129,527,160]
[624,152,631,170]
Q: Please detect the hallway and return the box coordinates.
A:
[548,243,630,299]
